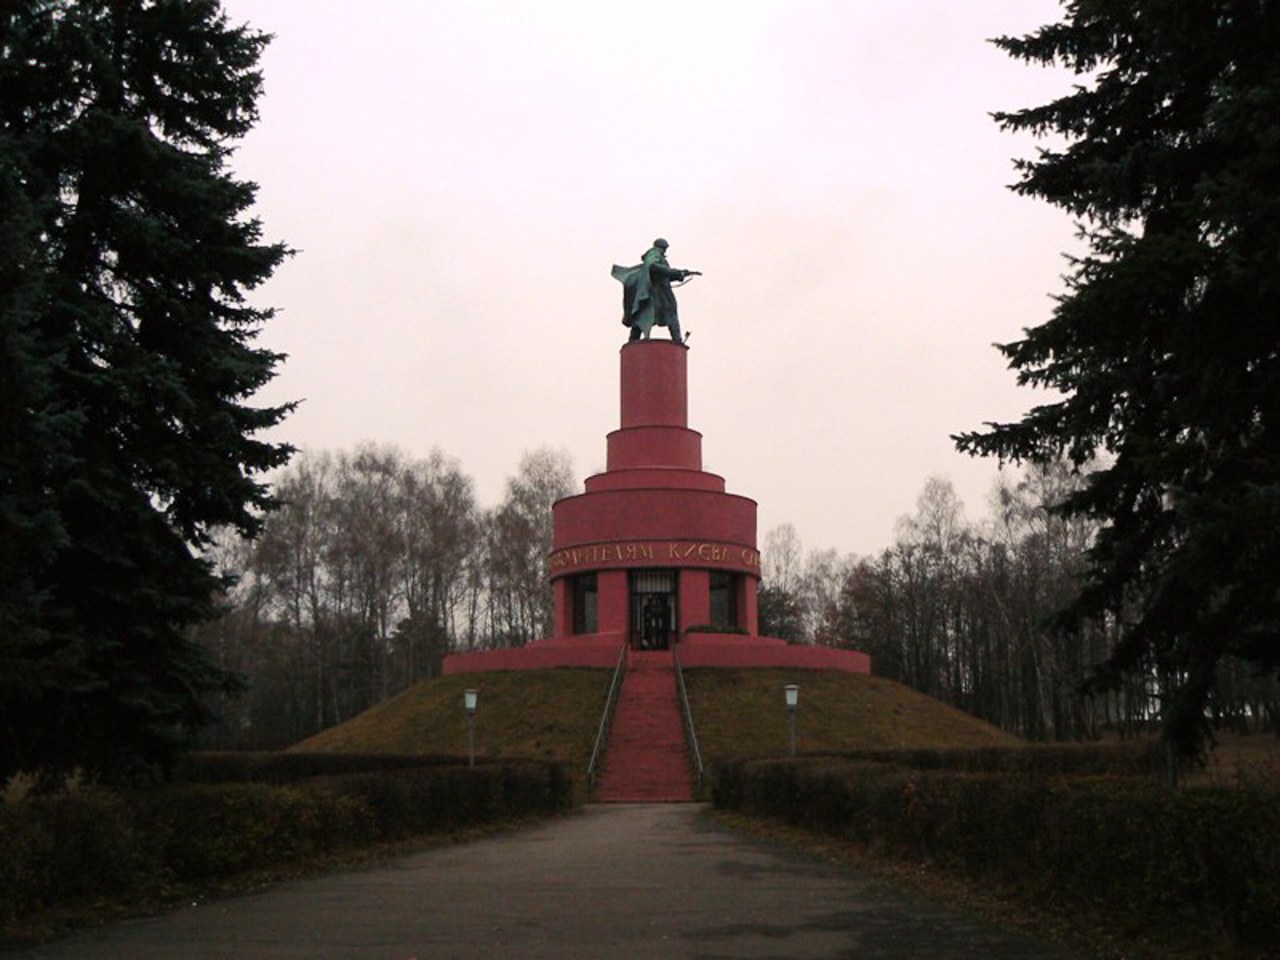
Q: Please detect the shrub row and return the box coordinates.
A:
[798,741,1169,779]
[1,758,570,924]
[174,751,470,784]
[316,761,572,840]
[713,757,1280,949]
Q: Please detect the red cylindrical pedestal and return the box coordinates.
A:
[620,340,688,429]
[551,341,759,648]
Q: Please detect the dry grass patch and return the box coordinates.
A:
[289,669,612,778]
[1189,732,1280,791]
[684,668,1018,762]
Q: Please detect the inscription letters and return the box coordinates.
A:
[550,540,761,573]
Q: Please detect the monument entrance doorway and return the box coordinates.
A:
[630,569,677,650]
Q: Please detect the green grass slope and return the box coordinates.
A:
[287,667,1016,775]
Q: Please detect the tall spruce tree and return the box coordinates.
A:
[0,1,293,780]
[956,2,1280,755]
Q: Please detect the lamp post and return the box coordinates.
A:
[464,688,478,767]
[784,684,799,757]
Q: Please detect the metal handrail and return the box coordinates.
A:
[673,645,705,796]
[586,641,629,792]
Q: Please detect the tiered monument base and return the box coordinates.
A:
[443,339,869,677]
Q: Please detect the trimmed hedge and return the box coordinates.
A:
[786,741,1169,779]
[713,756,1280,949]
[0,789,160,913]
[142,784,378,881]
[1,757,571,925]
[173,751,469,784]
[317,760,572,839]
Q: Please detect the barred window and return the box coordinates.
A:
[572,573,598,634]
[709,571,739,630]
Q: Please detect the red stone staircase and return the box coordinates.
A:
[593,650,695,802]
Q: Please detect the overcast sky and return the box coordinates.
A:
[220,0,1080,559]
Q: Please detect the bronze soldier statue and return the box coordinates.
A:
[611,238,700,343]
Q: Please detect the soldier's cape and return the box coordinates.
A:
[611,262,653,329]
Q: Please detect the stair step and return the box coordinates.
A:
[594,654,693,803]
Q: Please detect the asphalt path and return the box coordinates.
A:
[8,804,1083,959]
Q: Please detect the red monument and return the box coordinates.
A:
[444,340,869,674]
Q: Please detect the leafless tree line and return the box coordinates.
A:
[198,448,1276,748]
[195,445,573,748]
[759,464,1280,742]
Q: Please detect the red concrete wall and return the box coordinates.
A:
[443,634,625,674]
[441,631,870,675]
[620,340,688,428]
[598,569,629,638]
[741,577,759,636]
[554,489,757,552]
[679,569,711,632]
[553,577,572,637]
[678,633,871,673]
[605,426,703,471]
[584,467,725,494]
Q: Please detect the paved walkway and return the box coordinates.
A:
[8,804,1082,959]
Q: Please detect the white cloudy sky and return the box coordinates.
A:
[220,0,1081,559]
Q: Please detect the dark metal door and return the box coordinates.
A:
[630,569,677,650]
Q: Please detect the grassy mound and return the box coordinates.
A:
[288,669,613,775]
[287,666,1016,776]
[684,669,1018,761]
